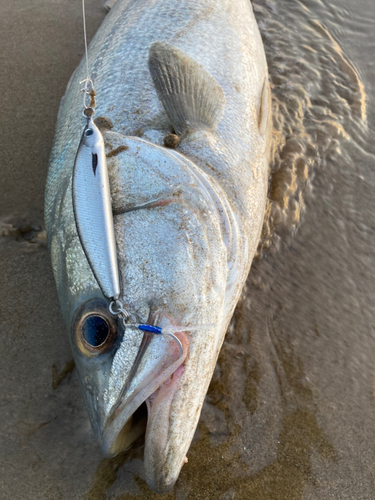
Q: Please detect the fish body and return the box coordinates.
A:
[45,0,271,493]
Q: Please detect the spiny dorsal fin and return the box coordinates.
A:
[148,41,225,136]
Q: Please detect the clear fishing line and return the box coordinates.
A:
[82,0,90,83]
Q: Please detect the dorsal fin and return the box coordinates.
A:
[148,41,225,136]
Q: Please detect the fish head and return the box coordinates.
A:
[53,133,237,492]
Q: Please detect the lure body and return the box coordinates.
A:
[72,120,120,300]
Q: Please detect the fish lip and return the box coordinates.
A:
[143,362,187,494]
[100,330,189,457]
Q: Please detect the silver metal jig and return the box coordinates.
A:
[72,119,121,300]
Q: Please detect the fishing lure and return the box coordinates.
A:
[72,89,120,302]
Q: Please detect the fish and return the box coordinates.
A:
[45,0,271,493]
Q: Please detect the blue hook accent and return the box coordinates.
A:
[137,324,163,334]
[135,323,183,358]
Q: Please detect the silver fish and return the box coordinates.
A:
[45,0,271,493]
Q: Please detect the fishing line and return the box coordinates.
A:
[82,0,90,83]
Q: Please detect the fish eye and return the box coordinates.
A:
[72,298,118,357]
[85,128,94,137]
[82,315,109,347]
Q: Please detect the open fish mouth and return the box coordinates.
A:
[100,322,189,458]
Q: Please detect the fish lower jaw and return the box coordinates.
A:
[144,363,187,493]
[99,331,189,459]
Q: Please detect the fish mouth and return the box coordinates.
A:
[100,324,189,458]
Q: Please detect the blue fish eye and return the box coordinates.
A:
[82,315,109,347]
[85,128,94,137]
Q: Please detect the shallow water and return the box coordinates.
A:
[0,0,374,498]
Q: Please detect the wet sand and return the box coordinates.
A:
[1,0,375,499]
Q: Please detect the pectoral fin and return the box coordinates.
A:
[148,41,225,136]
